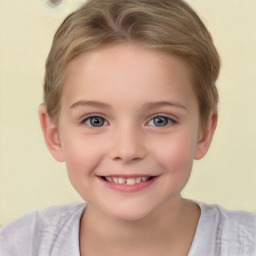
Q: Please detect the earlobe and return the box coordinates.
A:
[194,112,218,160]
[39,104,64,162]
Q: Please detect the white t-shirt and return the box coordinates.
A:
[0,202,256,256]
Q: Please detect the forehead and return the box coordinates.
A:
[61,44,197,110]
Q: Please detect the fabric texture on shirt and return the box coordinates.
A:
[0,202,256,256]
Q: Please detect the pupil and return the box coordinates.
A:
[154,117,168,126]
[90,117,104,127]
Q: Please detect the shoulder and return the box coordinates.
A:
[0,203,86,256]
[200,203,256,227]
[190,202,256,256]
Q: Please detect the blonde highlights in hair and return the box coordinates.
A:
[44,0,220,128]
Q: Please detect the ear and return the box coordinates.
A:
[39,104,64,162]
[194,112,218,160]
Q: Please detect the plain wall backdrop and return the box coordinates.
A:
[0,0,256,225]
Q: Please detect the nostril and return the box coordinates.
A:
[110,135,147,162]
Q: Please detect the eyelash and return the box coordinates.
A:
[80,114,177,128]
[146,115,177,127]
[80,114,108,127]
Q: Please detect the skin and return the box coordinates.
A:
[39,44,217,255]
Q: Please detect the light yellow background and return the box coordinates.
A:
[0,0,256,225]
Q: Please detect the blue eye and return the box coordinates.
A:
[84,116,107,127]
[147,116,174,127]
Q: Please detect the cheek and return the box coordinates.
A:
[60,135,105,199]
[153,133,197,173]
[61,134,103,177]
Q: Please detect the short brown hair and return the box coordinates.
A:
[44,0,220,128]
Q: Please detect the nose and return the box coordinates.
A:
[109,125,147,163]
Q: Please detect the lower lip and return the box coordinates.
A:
[98,176,159,193]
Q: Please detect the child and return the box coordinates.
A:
[1,0,255,255]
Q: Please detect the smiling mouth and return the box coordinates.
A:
[101,176,155,185]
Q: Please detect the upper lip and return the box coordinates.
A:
[97,174,158,178]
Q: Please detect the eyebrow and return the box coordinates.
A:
[69,100,187,111]
[142,101,187,111]
[69,100,111,109]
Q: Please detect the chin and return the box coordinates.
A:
[103,203,157,222]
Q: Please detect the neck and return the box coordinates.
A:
[80,198,200,256]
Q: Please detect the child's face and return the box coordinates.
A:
[41,44,215,221]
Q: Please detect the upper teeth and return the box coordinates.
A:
[105,176,149,185]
